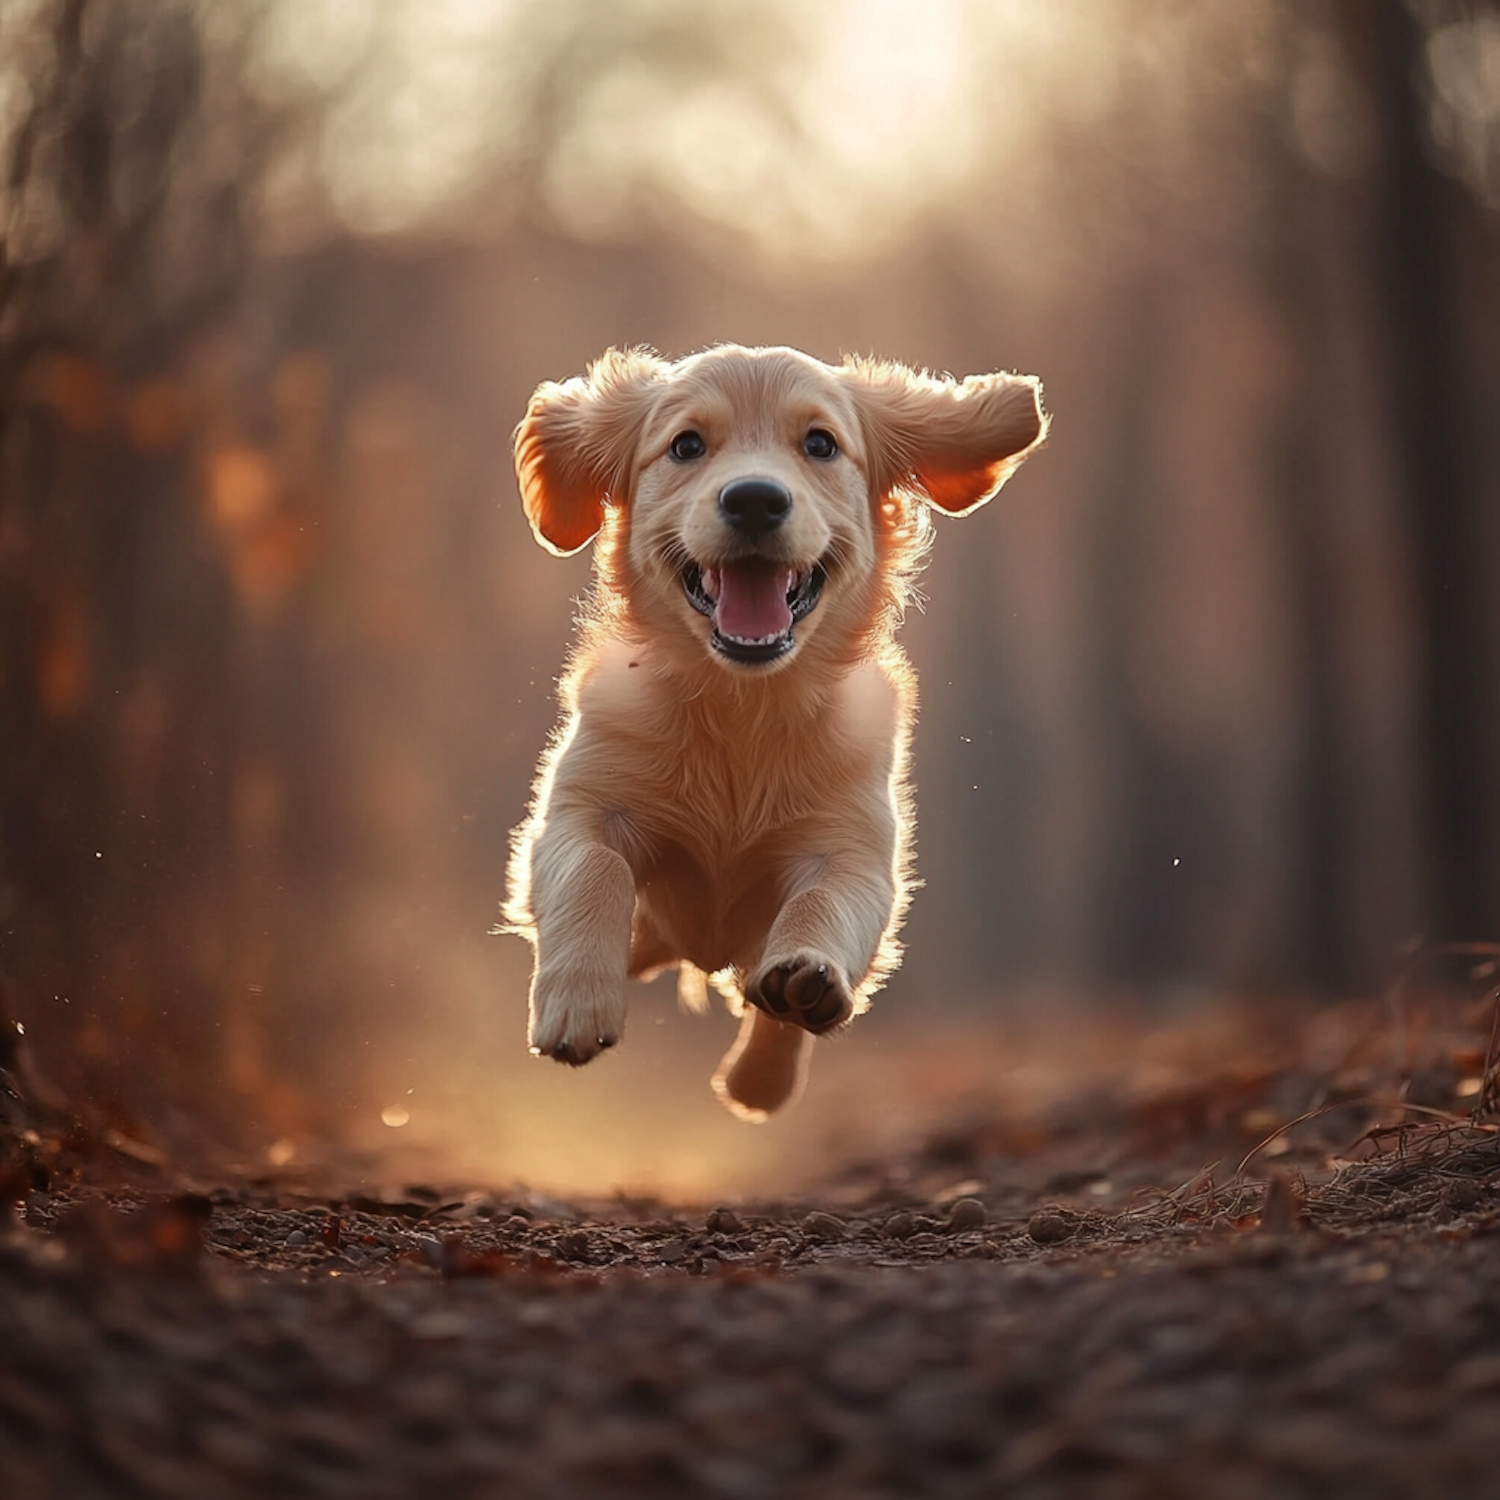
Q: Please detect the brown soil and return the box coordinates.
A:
[4,991,1500,1500]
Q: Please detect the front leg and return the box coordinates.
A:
[744,873,895,1036]
[524,822,636,1065]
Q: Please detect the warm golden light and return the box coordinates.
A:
[231,0,1190,267]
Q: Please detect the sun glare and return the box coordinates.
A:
[778,0,987,244]
[238,0,1119,263]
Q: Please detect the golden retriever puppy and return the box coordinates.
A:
[506,344,1045,1119]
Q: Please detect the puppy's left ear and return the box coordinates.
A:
[513,348,664,555]
[845,361,1048,516]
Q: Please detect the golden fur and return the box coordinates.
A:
[506,344,1046,1119]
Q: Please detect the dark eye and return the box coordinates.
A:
[669,430,706,462]
[803,429,838,461]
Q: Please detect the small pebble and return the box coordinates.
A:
[1027,1209,1075,1245]
[883,1211,916,1240]
[1444,1179,1481,1211]
[556,1230,591,1261]
[947,1197,988,1231]
[410,1233,445,1267]
[801,1211,847,1242]
[284,1229,308,1248]
[706,1207,743,1234]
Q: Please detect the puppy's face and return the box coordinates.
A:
[625,348,877,670]
[514,344,1047,673]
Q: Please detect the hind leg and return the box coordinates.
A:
[627,909,676,980]
[711,1008,814,1122]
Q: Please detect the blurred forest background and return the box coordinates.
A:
[2,0,1498,1190]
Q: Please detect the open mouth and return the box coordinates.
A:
[680,558,827,665]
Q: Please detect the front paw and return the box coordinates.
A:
[528,972,626,1065]
[744,955,853,1034]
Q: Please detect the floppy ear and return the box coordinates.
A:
[845,359,1048,516]
[512,347,665,555]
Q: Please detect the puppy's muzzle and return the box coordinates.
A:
[719,477,792,536]
[681,475,825,667]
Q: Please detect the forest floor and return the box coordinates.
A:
[4,985,1500,1500]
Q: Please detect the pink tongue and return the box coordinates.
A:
[711,561,796,641]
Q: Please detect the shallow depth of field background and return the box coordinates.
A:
[2,0,1498,1193]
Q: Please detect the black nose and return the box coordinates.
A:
[718,477,792,534]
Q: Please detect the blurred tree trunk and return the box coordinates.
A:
[1333,0,1500,944]
[1261,9,1348,990]
[1267,186,1342,989]
[1090,273,1167,982]
[0,0,251,1106]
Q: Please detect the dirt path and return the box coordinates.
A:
[5,999,1500,1500]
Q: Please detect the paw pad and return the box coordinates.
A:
[748,957,850,1034]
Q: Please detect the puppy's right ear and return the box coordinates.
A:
[513,348,664,555]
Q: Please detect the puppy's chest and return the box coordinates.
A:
[612,730,837,862]
[572,647,899,867]
[607,735,832,969]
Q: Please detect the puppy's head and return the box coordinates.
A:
[515,345,1046,671]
